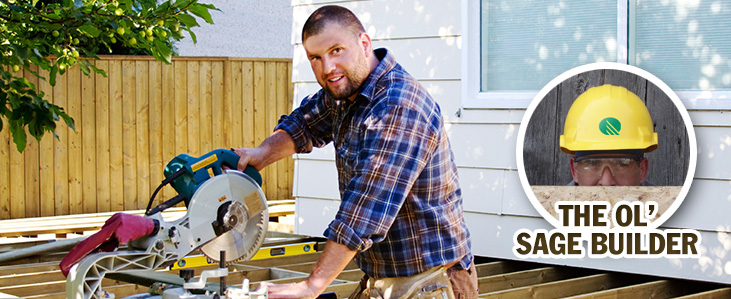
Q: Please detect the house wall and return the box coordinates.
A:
[176,0,293,59]
[289,0,731,284]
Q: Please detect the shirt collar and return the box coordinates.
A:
[355,48,395,103]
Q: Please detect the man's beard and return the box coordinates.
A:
[321,57,370,100]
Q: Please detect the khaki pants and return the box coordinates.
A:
[349,263,478,299]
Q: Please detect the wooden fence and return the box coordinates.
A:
[0,56,294,219]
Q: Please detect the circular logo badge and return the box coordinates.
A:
[599,117,621,135]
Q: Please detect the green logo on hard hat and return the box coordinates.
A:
[599,117,621,135]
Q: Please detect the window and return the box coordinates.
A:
[466,0,731,109]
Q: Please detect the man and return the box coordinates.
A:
[560,84,658,186]
[233,5,477,299]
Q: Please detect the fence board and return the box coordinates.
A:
[148,61,163,207]
[135,61,150,211]
[38,68,55,217]
[66,66,83,215]
[122,60,137,211]
[0,116,9,219]
[81,62,97,214]
[95,60,111,213]
[108,60,124,212]
[53,66,69,216]
[1,56,294,218]
[161,62,176,200]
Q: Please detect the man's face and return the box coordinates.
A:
[569,154,649,186]
[303,23,372,101]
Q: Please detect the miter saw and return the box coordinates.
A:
[64,149,271,299]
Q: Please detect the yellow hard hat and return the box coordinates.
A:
[559,84,658,154]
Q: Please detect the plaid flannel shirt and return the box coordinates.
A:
[275,49,472,278]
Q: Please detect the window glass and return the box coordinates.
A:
[480,0,617,91]
[634,1,731,90]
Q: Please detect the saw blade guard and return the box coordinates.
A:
[194,170,269,264]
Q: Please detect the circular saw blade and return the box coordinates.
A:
[194,170,268,264]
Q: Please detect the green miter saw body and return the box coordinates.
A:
[66,149,269,299]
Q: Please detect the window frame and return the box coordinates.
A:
[462,0,731,110]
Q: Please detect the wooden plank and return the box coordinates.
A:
[285,62,294,198]
[211,61,225,149]
[95,60,111,213]
[37,67,55,217]
[108,59,124,212]
[52,64,69,216]
[122,60,137,211]
[199,60,212,152]
[81,61,97,214]
[565,280,676,299]
[674,287,731,299]
[478,267,582,294]
[0,115,9,219]
[67,66,83,215]
[148,60,163,207]
[174,60,188,158]
[480,273,624,299]
[161,61,176,200]
[253,62,268,194]
[135,61,150,211]
[187,60,200,155]
[232,61,245,147]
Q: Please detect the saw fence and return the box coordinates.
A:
[0,56,295,220]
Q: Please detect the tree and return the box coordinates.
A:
[0,0,216,152]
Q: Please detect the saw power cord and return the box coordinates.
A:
[144,167,188,216]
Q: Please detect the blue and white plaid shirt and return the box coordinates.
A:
[275,49,471,278]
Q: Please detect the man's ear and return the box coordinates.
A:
[569,157,579,183]
[359,32,373,56]
[639,158,649,184]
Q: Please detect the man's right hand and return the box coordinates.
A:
[232,147,265,171]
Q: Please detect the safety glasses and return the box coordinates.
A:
[574,156,642,179]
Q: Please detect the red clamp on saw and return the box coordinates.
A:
[63,149,270,299]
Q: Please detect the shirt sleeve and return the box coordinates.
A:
[274,90,334,153]
[324,103,440,252]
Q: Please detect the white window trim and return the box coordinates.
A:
[462,0,731,110]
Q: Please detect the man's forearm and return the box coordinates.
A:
[255,129,297,168]
[306,240,358,294]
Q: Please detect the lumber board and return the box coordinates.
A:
[23,66,40,218]
[480,273,625,299]
[674,287,731,299]
[136,60,151,211]
[478,266,586,294]
[565,280,676,299]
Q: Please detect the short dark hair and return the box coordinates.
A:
[302,5,366,42]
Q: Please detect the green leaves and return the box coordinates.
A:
[0,0,217,152]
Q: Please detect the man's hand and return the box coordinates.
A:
[231,129,297,172]
[232,147,265,171]
[257,281,319,299]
